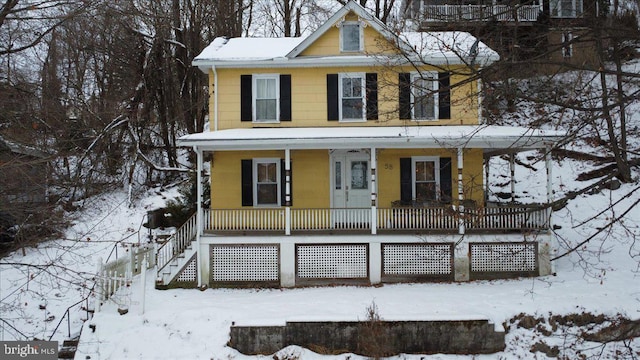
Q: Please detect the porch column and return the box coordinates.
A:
[285,148,291,236]
[457,148,465,235]
[545,145,553,229]
[510,153,516,202]
[484,156,490,202]
[195,147,203,287]
[370,147,377,235]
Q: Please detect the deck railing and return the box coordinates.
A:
[417,4,542,22]
[157,212,197,273]
[204,204,549,234]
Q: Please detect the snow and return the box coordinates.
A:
[195,37,305,61]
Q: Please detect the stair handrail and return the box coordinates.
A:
[156,212,198,274]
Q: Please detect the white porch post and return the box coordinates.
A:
[457,148,465,235]
[370,147,377,235]
[285,148,291,236]
[484,156,490,202]
[195,147,203,288]
[510,153,516,202]
[545,145,553,229]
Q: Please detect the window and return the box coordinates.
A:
[411,72,439,120]
[341,22,362,52]
[561,32,572,58]
[550,0,583,17]
[412,157,440,202]
[253,159,280,206]
[339,73,365,121]
[241,74,291,122]
[253,75,279,122]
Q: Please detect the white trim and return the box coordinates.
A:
[253,158,281,207]
[339,72,366,122]
[410,72,439,121]
[411,156,441,202]
[252,74,280,123]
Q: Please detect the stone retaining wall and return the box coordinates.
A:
[229,319,505,356]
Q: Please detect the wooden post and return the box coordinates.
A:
[370,147,377,235]
[195,147,203,288]
[457,148,465,235]
[510,153,516,203]
[285,148,291,236]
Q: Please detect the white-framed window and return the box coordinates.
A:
[339,73,366,122]
[561,31,573,58]
[411,72,439,120]
[340,21,363,52]
[253,158,280,206]
[550,0,583,17]
[412,157,440,202]
[253,74,279,122]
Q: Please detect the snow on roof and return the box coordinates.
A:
[400,31,498,64]
[178,125,565,151]
[194,37,305,62]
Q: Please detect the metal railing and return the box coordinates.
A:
[416,4,542,22]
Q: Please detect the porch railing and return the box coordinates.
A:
[157,212,198,273]
[417,4,542,22]
[204,204,549,234]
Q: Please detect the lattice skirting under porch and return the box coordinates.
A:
[469,242,539,280]
[210,244,280,286]
[382,243,454,282]
[296,244,369,284]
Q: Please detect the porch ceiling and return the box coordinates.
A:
[177,125,565,152]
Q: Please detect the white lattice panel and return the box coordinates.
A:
[297,244,368,279]
[383,244,452,275]
[176,256,197,282]
[470,243,537,272]
[211,245,279,282]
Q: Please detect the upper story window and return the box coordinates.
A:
[550,0,583,18]
[399,72,450,121]
[339,73,366,121]
[241,74,292,123]
[340,22,363,52]
[411,72,439,120]
[254,75,279,122]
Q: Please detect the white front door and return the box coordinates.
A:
[332,151,370,209]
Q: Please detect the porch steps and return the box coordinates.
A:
[156,244,197,288]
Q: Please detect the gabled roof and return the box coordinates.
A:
[192,0,499,71]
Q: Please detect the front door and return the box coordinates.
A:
[332,151,370,208]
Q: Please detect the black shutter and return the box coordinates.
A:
[438,72,451,119]
[280,159,292,206]
[400,158,412,205]
[439,157,452,203]
[280,75,292,121]
[240,75,252,121]
[241,159,253,206]
[399,73,411,120]
[366,73,378,120]
[327,74,339,121]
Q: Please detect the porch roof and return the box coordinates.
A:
[177,125,565,152]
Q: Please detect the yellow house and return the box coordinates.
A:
[161,1,565,289]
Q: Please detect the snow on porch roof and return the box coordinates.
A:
[177,126,565,151]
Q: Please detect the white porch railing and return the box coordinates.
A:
[204,205,548,234]
[417,4,542,22]
[157,212,198,273]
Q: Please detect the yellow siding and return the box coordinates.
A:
[210,65,479,131]
[211,149,483,210]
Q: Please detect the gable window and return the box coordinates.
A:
[561,32,573,58]
[341,22,362,52]
[550,0,583,17]
[340,73,366,121]
[241,74,292,122]
[254,75,278,122]
[254,158,280,206]
[412,157,440,202]
[411,72,439,120]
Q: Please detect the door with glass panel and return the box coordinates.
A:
[332,151,370,227]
